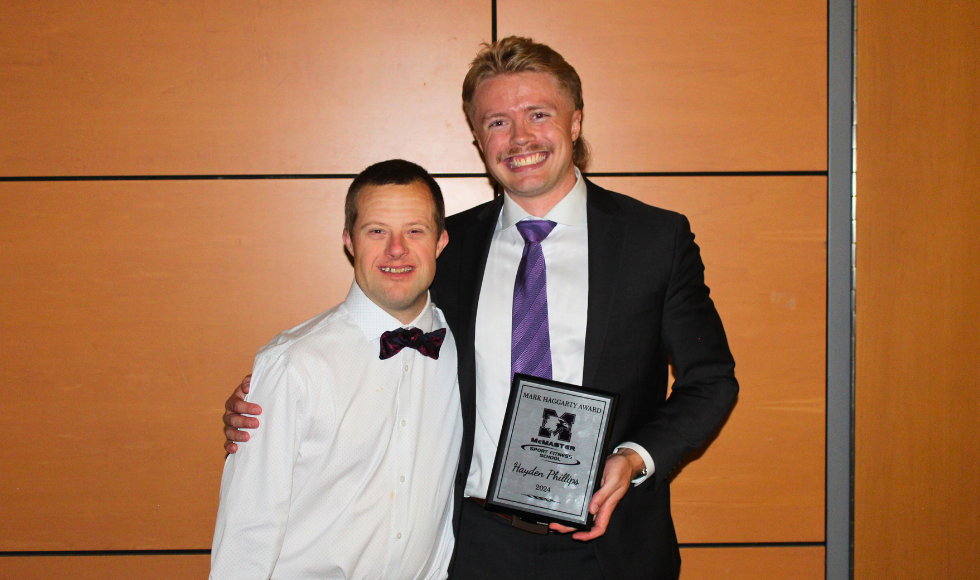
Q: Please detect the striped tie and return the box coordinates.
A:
[511,219,557,381]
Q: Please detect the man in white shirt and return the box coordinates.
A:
[210,159,462,580]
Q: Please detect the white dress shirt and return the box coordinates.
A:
[465,169,653,500]
[211,282,462,580]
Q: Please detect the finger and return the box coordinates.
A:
[548,523,577,534]
[223,412,259,430]
[589,456,628,514]
[573,507,610,541]
[574,487,625,540]
[224,425,253,442]
[589,480,616,515]
[224,441,238,454]
[230,399,263,416]
[573,459,631,540]
[226,376,259,414]
[224,393,262,416]
[224,393,241,412]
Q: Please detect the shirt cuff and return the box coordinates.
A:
[615,441,655,485]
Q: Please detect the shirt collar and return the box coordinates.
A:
[500,167,588,230]
[343,281,436,340]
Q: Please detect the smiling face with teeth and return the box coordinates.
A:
[470,71,582,216]
[342,181,449,324]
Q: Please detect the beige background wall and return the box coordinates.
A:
[1,1,828,578]
[854,1,980,578]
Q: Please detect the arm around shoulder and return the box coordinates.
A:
[223,374,262,454]
[211,353,307,579]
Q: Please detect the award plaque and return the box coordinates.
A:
[484,373,619,529]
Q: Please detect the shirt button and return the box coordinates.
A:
[397,532,402,539]
[404,364,409,372]
[400,420,406,427]
[399,475,406,483]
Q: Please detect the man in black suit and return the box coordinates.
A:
[224,36,737,580]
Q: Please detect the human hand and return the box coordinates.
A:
[223,374,262,454]
[548,449,642,540]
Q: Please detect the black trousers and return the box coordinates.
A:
[450,498,605,580]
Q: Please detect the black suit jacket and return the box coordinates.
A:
[432,178,739,579]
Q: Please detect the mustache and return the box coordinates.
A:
[496,146,552,163]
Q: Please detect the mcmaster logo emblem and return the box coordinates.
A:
[538,409,575,442]
[521,408,580,465]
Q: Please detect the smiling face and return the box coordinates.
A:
[342,181,449,324]
[470,71,582,214]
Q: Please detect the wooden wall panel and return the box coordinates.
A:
[0,178,492,550]
[854,1,980,578]
[0,554,209,580]
[498,0,826,172]
[2,0,833,568]
[680,546,824,579]
[0,1,489,176]
[591,176,826,542]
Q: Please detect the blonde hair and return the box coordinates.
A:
[462,36,590,170]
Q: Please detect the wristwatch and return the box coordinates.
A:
[613,447,648,479]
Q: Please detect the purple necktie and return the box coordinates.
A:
[512,219,557,381]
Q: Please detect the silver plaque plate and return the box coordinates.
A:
[484,373,619,529]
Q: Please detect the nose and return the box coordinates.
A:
[511,118,534,146]
[386,232,408,258]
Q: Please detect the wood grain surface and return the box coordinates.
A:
[680,546,825,579]
[0,177,491,550]
[498,0,827,172]
[854,0,980,577]
[0,1,489,176]
[592,176,826,543]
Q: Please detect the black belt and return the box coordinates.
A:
[470,497,551,535]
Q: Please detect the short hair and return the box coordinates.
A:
[344,159,445,235]
[462,35,591,170]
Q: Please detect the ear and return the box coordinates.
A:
[571,109,583,143]
[434,229,449,258]
[471,129,485,154]
[342,229,354,256]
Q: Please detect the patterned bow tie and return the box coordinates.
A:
[379,327,446,360]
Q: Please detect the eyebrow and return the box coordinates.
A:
[359,220,432,229]
[481,111,507,122]
[481,103,555,122]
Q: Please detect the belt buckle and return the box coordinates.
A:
[510,514,550,535]
[471,497,551,534]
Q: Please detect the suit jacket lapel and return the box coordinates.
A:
[453,182,624,391]
[583,179,628,389]
[454,196,503,419]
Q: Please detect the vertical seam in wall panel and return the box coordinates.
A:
[849,0,858,575]
[827,0,857,578]
[491,0,497,42]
